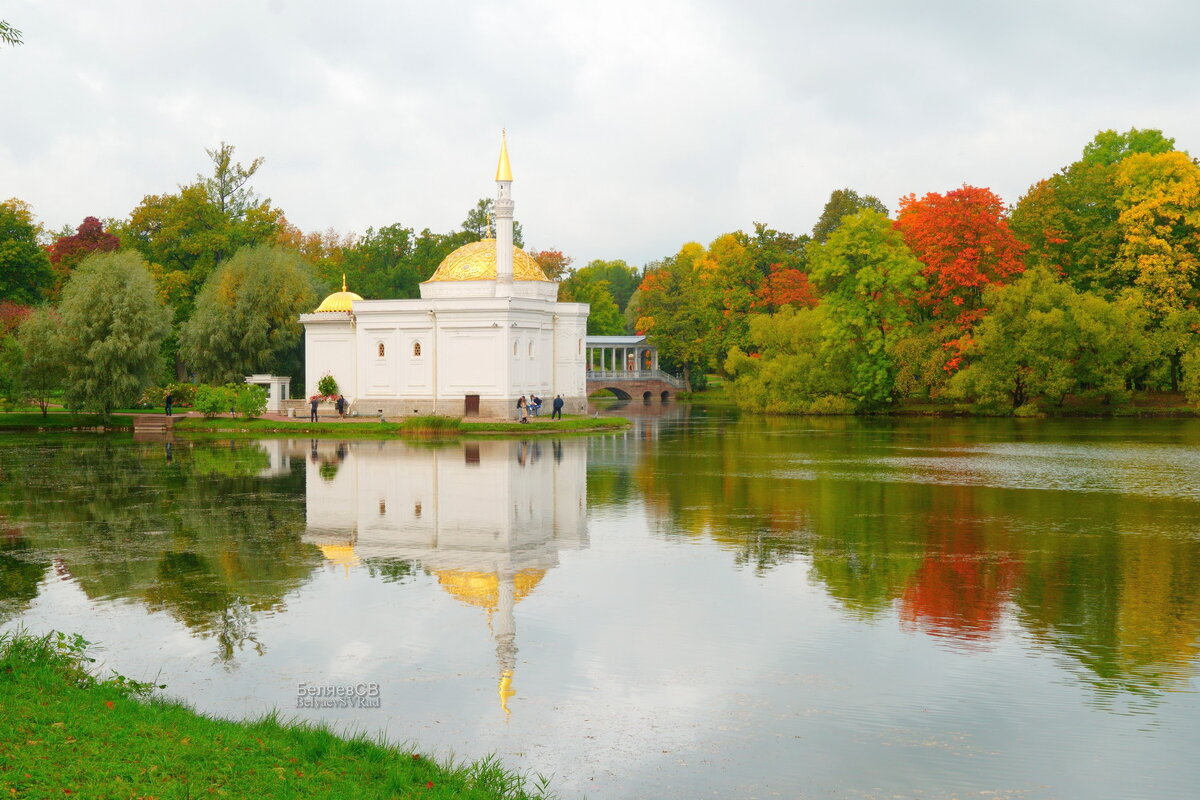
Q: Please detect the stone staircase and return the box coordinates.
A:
[133,414,175,433]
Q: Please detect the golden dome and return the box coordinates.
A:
[434,568,547,610]
[314,275,363,312]
[424,239,550,283]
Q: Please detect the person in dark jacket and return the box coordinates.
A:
[551,394,564,420]
[164,392,174,417]
[310,396,320,422]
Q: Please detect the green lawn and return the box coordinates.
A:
[0,631,554,800]
[0,412,136,430]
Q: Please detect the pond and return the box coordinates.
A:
[1,409,1198,799]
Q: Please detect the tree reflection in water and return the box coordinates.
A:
[599,409,1200,699]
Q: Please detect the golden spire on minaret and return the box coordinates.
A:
[495,129,513,182]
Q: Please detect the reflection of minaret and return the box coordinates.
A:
[494,131,514,297]
[494,567,517,715]
[301,438,589,715]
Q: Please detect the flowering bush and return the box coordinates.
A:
[317,374,339,397]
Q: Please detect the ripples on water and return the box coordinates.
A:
[1,414,1198,799]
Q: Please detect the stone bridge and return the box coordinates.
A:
[586,369,686,402]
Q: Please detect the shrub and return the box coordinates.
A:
[193,385,237,418]
[140,382,199,409]
[234,384,268,418]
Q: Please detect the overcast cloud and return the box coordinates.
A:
[3,0,1198,266]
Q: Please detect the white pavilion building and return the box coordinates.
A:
[300,135,589,418]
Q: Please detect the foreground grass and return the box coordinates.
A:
[0,630,554,800]
[174,414,629,436]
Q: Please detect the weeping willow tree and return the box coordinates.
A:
[180,245,319,384]
[57,251,172,417]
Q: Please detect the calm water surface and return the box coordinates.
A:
[1,408,1198,799]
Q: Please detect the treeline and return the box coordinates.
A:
[0,142,629,416]
[629,128,1200,414]
[3,128,1199,416]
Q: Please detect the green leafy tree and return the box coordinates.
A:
[809,209,926,409]
[197,141,266,217]
[632,244,722,388]
[1010,128,1175,296]
[461,198,524,247]
[15,308,68,416]
[725,306,853,414]
[572,259,641,313]
[0,336,21,408]
[1182,346,1200,407]
[950,267,1149,411]
[700,233,761,367]
[742,221,809,273]
[811,189,889,244]
[336,223,420,299]
[57,252,172,418]
[559,274,625,335]
[0,198,54,305]
[181,245,319,384]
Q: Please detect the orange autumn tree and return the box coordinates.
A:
[895,185,1027,332]
[753,263,818,312]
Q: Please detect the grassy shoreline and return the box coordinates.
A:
[0,630,554,799]
[172,415,630,437]
[0,412,630,436]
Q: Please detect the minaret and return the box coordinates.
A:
[494,130,514,297]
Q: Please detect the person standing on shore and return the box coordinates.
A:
[551,394,564,419]
[310,396,320,423]
[517,395,528,423]
[164,392,173,417]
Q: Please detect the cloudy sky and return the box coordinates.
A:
[3,0,1198,266]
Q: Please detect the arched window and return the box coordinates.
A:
[413,341,422,357]
[528,341,534,357]
[513,340,519,357]
[377,342,385,358]
[578,338,582,355]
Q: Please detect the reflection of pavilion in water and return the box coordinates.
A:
[300,438,588,714]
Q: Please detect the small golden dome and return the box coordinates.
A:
[314,275,363,312]
[425,239,550,283]
[434,568,547,610]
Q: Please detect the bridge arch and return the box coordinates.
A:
[590,386,632,400]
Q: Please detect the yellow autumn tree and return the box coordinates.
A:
[1116,151,1200,389]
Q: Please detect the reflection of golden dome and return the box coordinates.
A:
[434,568,546,610]
[314,275,363,312]
[318,544,360,569]
[424,239,550,283]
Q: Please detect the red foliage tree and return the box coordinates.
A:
[752,263,818,312]
[0,300,31,336]
[528,248,573,281]
[46,217,121,297]
[894,186,1027,330]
